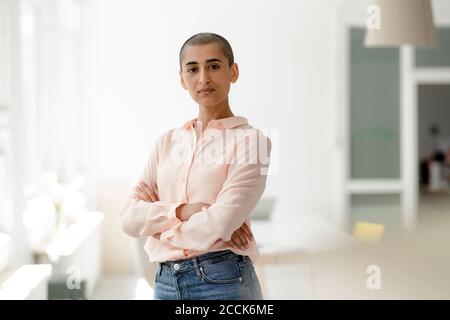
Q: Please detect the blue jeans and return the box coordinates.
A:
[154,250,264,300]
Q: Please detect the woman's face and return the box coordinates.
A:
[179,43,238,108]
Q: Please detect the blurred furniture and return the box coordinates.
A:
[352,221,385,244]
[0,264,52,299]
[31,211,103,299]
[252,214,362,298]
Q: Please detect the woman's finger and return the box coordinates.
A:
[140,182,157,202]
[144,184,157,202]
[232,237,243,250]
[236,229,249,248]
[231,231,244,249]
[240,223,254,241]
[135,189,147,201]
[136,185,146,195]
[233,230,247,249]
[139,182,153,201]
[151,181,160,200]
[135,185,143,194]
[135,185,152,202]
[148,186,159,202]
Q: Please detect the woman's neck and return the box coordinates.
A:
[196,99,234,131]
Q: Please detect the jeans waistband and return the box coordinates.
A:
[159,250,248,273]
[162,250,235,265]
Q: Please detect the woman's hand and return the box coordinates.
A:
[148,193,254,251]
[133,181,159,202]
[176,203,210,222]
[176,204,254,250]
[226,223,254,250]
[154,203,209,245]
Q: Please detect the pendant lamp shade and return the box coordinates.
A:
[364,0,437,47]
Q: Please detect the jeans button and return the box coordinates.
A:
[173,263,180,271]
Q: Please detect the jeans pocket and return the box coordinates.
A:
[199,260,243,284]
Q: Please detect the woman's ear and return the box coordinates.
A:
[179,70,188,90]
[231,63,239,83]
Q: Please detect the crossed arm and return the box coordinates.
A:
[133,181,253,250]
[120,131,270,251]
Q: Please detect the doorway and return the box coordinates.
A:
[417,85,450,223]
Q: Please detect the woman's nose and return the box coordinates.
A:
[199,69,210,84]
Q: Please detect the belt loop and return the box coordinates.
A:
[193,257,201,277]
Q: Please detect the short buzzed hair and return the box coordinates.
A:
[179,32,234,69]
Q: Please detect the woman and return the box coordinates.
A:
[120,32,271,300]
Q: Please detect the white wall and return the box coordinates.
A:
[91,0,344,220]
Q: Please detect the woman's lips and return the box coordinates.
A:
[198,89,215,96]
